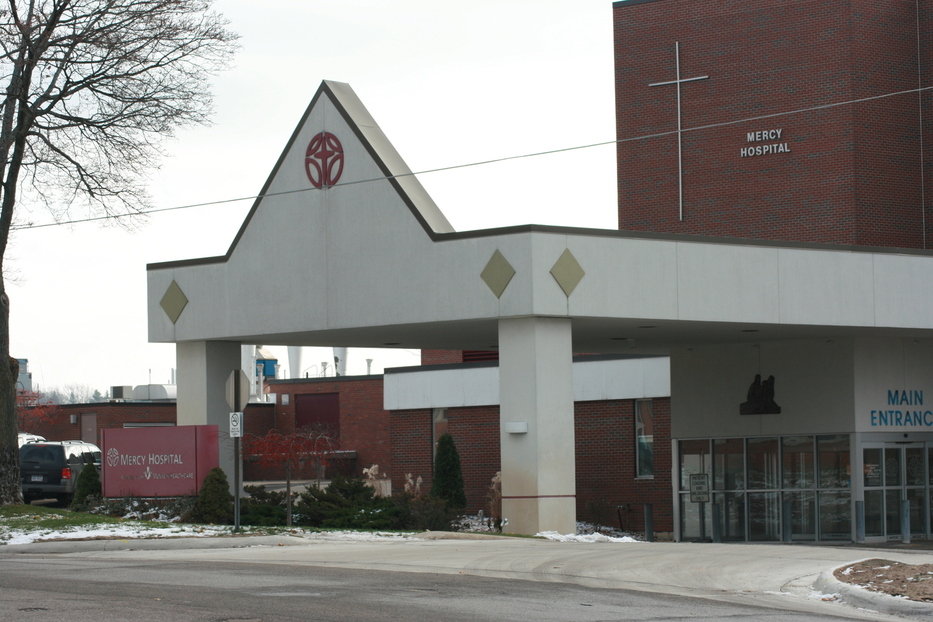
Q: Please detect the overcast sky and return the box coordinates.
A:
[9,0,618,393]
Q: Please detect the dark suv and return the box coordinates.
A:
[19,441,101,505]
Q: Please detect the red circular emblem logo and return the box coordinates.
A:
[305,132,344,188]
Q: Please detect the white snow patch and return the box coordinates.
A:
[1,523,417,546]
[3,524,231,545]
[290,530,415,542]
[808,590,840,602]
[536,531,640,543]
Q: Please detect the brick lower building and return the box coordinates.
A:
[21,400,275,446]
[385,356,671,533]
[23,356,673,535]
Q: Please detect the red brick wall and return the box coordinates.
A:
[390,399,674,532]
[267,377,390,477]
[389,406,502,512]
[20,403,178,446]
[420,350,463,365]
[448,406,501,512]
[575,399,673,533]
[20,402,274,449]
[924,0,933,249]
[614,0,929,249]
[389,409,434,494]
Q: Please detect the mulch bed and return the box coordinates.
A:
[834,558,933,602]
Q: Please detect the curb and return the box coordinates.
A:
[813,561,933,619]
[0,534,308,554]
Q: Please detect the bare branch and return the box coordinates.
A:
[0,0,238,505]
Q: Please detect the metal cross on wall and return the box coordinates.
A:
[648,42,709,221]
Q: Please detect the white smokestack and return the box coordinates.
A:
[287,346,305,379]
[333,347,347,376]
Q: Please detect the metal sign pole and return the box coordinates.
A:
[226,368,249,533]
[233,371,241,532]
[234,435,240,531]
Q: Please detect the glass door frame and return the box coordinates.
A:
[674,434,852,542]
[860,442,928,542]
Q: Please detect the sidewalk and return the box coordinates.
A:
[7,533,933,619]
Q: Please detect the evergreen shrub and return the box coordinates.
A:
[295,476,397,529]
[240,484,288,526]
[431,434,466,509]
[187,467,233,524]
[392,491,455,531]
[70,462,101,511]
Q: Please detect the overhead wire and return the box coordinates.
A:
[11,81,933,232]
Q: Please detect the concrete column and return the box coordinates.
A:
[176,340,241,486]
[498,317,576,535]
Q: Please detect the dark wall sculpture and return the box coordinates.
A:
[740,374,782,415]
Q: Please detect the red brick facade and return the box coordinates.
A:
[266,376,390,477]
[574,399,672,533]
[20,402,178,445]
[615,0,931,249]
[389,409,435,493]
[420,350,463,365]
[20,402,274,448]
[20,377,673,529]
[390,398,673,533]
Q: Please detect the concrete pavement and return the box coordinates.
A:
[5,533,933,619]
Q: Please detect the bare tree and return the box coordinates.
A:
[0,0,237,505]
[39,384,99,404]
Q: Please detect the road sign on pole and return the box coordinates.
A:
[225,368,248,533]
[226,370,250,411]
[229,412,243,438]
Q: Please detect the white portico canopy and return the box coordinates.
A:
[147,81,933,535]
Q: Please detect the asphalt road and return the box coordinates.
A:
[1,555,861,622]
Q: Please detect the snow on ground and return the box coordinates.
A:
[286,530,416,542]
[1,511,641,546]
[3,523,233,545]
[0,522,426,545]
[536,530,640,543]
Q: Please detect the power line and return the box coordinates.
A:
[11,82,933,231]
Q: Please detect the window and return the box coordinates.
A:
[713,438,744,490]
[747,437,779,490]
[635,399,653,478]
[782,436,814,488]
[679,434,854,542]
[817,434,850,489]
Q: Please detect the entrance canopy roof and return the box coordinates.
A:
[147,81,933,354]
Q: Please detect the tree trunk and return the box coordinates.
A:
[285,462,292,527]
[0,295,21,505]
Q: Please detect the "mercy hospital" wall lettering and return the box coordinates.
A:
[740,128,791,158]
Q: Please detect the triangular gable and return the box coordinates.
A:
[172,80,454,268]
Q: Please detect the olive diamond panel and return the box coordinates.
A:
[481,250,516,299]
[160,280,189,324]
[550,249,585,297]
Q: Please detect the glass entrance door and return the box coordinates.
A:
[862,444,928,540]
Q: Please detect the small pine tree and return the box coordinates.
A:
[70,462,101,510]
[431,434,466,509]
[188,467,234,524]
